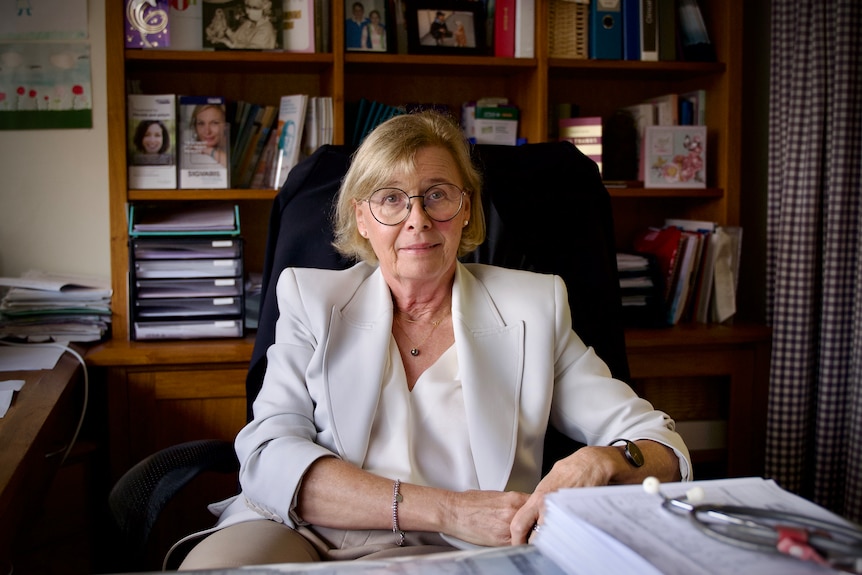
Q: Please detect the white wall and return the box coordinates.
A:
[0,1,109,279]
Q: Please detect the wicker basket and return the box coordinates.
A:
[548,0,589,59]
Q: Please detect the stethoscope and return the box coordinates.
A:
[643,477,862,573]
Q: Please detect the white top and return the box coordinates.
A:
[364,338,480,491]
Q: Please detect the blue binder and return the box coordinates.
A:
[589,0,623,60]
[622,0,641,60]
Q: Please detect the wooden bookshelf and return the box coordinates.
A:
[95,0,768,488]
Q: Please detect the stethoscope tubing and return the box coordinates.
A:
[664,500,862,558]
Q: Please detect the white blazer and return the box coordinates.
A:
[209,261,691,532]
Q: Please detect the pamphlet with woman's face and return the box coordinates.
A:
[179,95,230,189]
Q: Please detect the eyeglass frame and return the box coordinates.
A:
[363,183,467,226]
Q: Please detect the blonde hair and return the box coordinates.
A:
[332,110,485,264]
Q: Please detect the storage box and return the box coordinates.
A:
[548,0,589,59]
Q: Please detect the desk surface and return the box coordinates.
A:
[0,348,83,561]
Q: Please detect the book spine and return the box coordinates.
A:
[657,0,677,61]
[283,0,315,53]
[494,0,515,57]
[639,0,658,61]
[622,0,641,60]
[514,0,535,58]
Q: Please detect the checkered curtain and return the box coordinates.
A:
[766,0,862,521]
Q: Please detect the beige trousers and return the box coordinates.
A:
[178,520,456,570]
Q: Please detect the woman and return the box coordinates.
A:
[189,103,227,168]
[178,111,691,569]
[360,10,386,52]
[131,119,172,165]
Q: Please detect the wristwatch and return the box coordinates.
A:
[609,438,645,468]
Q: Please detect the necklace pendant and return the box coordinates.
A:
[410,348,420,357]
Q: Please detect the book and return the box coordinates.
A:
[125,0,171,48]
[633,224,683,309]
[127,94,177,190]
[559,116,603,175]
[639,0,658,61]
[657,0,677,61]
[168,0,203,50]
[711,225,742,323]
[282,0,315,53]
[178,95,230,189]
[622,102,655,181]
[665,230,701,324]
[473,105,520,145]
[514,0,535,58]
[314,0,331,52]
[235,104,278,188]
[589,0,622,60]
[644,125,707,188]
[680,89,706,125]
[622,0,641,60]
[494,0,515,57]
[647,92,679,125]
[272,94,309,190]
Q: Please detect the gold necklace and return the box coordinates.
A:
[395,310,450,357]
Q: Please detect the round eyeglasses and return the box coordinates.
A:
[365,183,466,226]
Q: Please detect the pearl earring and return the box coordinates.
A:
[463,220,469,227]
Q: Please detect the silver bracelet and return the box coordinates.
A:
[392,479,405,546]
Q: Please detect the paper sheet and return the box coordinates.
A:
[0,380,25,417]
[0,344,65,371]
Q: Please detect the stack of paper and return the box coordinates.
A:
[533,477,858,575]
[0,271,112,342]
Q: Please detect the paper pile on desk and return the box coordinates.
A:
[0,270,112,342]
[533,477,855,575]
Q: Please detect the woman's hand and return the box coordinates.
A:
[441,489,530,547]
[510,441,682,544]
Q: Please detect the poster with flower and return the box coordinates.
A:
[643,125,707,188]
[0,42,92,129]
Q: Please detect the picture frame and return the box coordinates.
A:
[344,0,396,53]
[406,1,486,55]
[202,0,283,51]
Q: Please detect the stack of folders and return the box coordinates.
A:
[129,203,244,340]
[616,253,665,327]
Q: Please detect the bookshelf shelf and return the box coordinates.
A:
[126,49,334,66]
[128,189,278,201]
[608,187,724,199]
[549,58,725,76]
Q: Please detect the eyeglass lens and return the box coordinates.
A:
[368,184,464,225]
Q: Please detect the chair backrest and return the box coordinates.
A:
[246,141,629,470]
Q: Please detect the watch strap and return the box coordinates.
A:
[609,438,645,468]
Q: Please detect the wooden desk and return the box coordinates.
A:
[0,348,84,566]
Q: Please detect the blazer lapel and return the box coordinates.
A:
[323,269,394,463]
[453,264,524,491]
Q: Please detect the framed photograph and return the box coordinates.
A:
[202,0,282,51]
[406,1,485,55]
[345,0,395,53]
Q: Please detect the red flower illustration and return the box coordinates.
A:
[72,85,84,96]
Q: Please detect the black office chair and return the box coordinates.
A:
[108,141,629,571]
